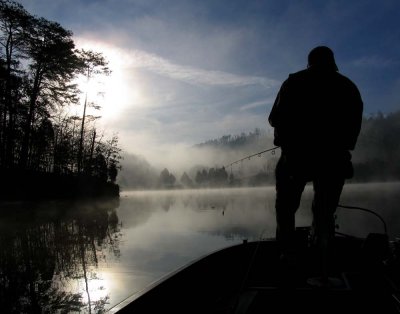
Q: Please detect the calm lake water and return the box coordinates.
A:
[1,182,399,313]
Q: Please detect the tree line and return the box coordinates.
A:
[352,111,400,181]
[0,1,121,198]
[157,167,230,189]
[195,128,264,150]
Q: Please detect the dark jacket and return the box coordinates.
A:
[268,67,363,178]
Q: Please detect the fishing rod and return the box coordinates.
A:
[225,146,280,169]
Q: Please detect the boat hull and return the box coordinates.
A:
[112,230,399,313]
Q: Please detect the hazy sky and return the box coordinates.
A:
[17,0,400,165]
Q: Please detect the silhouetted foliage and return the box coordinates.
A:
[159,168,176,188]
[352,111,400,181]
[180,171,193,187]
[194,167,229,187]
[117,153,159,189]
[195,128,264,149]
[75,49,110,173]
[0,1,121,198]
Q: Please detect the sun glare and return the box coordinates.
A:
[74,39,142,122]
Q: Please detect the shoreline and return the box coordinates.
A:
[0,169,120,201]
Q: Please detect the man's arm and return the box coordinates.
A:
[268,91,281,128]
[268,79,290,147]
[346,85,363,151]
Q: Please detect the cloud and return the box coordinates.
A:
[352,56,399,68]
[112,48,278,88]
[240,98,275,111]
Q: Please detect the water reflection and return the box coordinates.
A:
[0,198,121,313]
[120,187,278,241]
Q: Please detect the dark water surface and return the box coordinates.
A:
[1,183,399,313]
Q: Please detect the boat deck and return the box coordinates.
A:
[113,229,400,313]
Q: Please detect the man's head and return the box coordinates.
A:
[307,46,338,71]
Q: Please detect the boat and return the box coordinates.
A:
[109,227,400,314]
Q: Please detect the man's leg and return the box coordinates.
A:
[275,156,307,254]
[311,175,345,283]
[312,175,345,247]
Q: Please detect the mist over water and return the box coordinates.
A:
[0,182,399,312]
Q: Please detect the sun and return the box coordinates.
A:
[74,39,143,122]
[101,67,140,121]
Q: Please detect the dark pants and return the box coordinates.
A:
[275,155,345,252]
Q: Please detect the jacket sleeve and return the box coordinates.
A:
[346,85,363,150]
[268,91,280,128]
[268,79,290,146]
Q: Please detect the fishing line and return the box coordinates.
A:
[337,204,388,235]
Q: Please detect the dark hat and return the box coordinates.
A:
[307,46,338,71]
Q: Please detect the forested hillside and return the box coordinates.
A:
[352,111,400,181]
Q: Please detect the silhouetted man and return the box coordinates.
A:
[268,46,363,261]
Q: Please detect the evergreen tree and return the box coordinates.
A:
[180,172,193,187]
